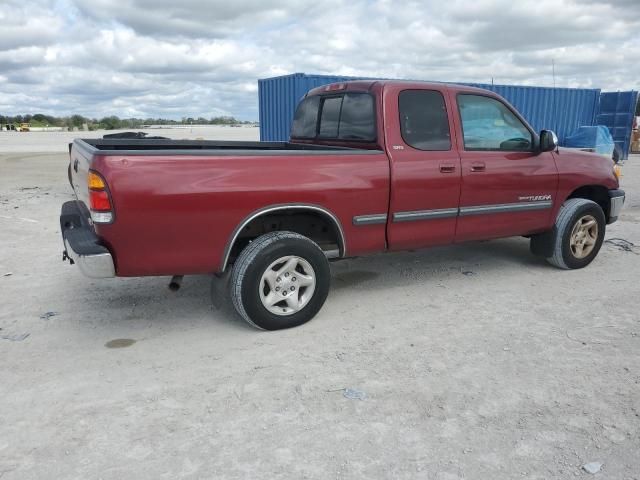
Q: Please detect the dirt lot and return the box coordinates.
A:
[0,126,260,153]
[1,134,639,479]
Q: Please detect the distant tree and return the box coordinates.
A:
[70,114,86,127]
[1,113,253,129]
[98,116,122,129]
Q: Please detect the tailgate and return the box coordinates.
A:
[69,140,93,211]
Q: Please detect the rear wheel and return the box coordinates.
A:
[545,198,606,269]
[230,231,330,330]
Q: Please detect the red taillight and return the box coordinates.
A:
[88,170,113,223]
[89,189,111,211]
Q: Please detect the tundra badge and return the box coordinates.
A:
[519,195,552,202]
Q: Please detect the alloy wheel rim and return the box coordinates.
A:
[569,214,598,259]
[259,255,316,316]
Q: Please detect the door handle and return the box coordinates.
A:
[439,163,456,173]
[73,159,79,173]
[470,162,486,172]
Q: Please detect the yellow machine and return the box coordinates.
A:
[18,123,30,132]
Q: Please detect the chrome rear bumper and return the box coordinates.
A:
[63,238,115,278]
[60,200,115,278]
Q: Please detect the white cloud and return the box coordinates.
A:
[0,0,637,119]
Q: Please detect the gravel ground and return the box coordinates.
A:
[0,135,639,479]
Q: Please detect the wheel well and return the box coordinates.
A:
[225,208,344,269]
[567,185,610,218]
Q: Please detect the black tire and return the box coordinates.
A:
[230,231,330,330]
[546,198,606,269]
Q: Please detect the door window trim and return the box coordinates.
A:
[456,93,536,153]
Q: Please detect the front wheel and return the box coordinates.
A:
[545,198,606,269]
[230,231,330,330]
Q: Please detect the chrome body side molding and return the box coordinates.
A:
[352,214,388,225]
[393,208,459,222]
[458,201,553,216]
[387,201,553,223]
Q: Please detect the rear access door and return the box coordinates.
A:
[385,84,462,250]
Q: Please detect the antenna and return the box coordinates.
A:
[552,59,559,152]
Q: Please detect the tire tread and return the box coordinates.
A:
[229,231,324,329]
[547,198,600,269]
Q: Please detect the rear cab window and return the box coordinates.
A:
[291,96,320,138]
[291,92,376,142]
[319,97,341,137]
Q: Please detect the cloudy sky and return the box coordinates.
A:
[0,0,638,120]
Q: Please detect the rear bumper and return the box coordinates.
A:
[60,201,115,278]
[608,189,625,224]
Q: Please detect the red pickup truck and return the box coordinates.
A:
[61,80,624,330]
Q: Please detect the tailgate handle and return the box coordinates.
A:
[470,162,486,172]
[73,159,79,173]
[439,163,456,173]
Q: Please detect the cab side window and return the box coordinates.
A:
[457,94,533,151]
[399,90,451,151]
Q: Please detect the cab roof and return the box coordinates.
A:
[306,80,497,97]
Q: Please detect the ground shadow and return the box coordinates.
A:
[62,236,546,332]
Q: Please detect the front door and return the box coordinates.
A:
[451,92,558,242]
[386,87,462,250]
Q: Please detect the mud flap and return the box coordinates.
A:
[530,227,557,258]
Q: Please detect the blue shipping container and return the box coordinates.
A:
[259,73,601,146]
[596,90,639,160]
[464,82,601,145]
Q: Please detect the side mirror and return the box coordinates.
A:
[539,130,558,152]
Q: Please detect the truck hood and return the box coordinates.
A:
[556,146,611,161]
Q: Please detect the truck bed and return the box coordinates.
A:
[77,138,378,155]
[69,137,390,276]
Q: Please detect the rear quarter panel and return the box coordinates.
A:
[91,151,389,276]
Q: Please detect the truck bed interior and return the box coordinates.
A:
[78,138,376,153]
